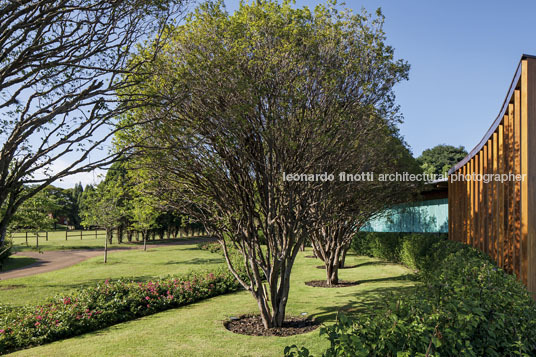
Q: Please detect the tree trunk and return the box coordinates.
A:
[127,230,133,242]
[106,228,113,244]
[325,261,339,286]
[143,231,147,251]
[117,226,123,244]
[104,233,108,263]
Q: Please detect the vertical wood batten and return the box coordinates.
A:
[525,58,536,298]
[514,89,521,279]
[521,59,529,286]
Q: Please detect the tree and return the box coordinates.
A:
[130,195,159,251]
[8,188,59,232]
[417,145,468,177]
[119,1,409,328]
[309,134,421,286]
[0,0,185,247]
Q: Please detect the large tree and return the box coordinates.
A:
[119,1,409,328]
[0,0,185,247]
[417,144,468,177]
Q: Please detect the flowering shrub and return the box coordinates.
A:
[0,267,243,354]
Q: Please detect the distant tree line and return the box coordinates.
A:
[4,162,201,243]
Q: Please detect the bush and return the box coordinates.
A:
[0,262,246,353]
[351,232,447,267]
[287,234,536,356]
[398,233,443,270]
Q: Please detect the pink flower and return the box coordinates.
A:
[0,329,5,333]
[145,296,150,300]
[35,322,40,327]
[36,315,42,320]
[146,304,150,308]
[63,297,71,305]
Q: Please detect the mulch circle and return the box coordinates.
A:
[315,264,360,270]
[224,314,319,336]
[305,280,359,288]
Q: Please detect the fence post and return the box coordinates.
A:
[95,229,98,239]
[36,232,38,249]
[25,232,28,246]
[65,230,68,241]
[80,230,83,240]
[46,231,48,241]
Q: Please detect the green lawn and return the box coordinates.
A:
[6,247,416,356]
[9,230,204,252]
[1,256,37,272]
[9,230,135,252]
[0,243,225,306]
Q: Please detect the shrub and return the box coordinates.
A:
[287,235,536,356]
[0,265,245,353]
[398,233,444,270]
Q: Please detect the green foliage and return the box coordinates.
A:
[0,267,245,354]
[351,232,448,269]
[417,144,468,177]
[289,235,536,357]
[9,189,59,232]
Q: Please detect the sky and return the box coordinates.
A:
[50,0,536,188]
[215,0,536,158]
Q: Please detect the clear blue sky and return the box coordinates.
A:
[214,0,536,156]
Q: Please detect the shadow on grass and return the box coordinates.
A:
[309,283,419,323]
[356,273,418,284]
[154,258,224,265]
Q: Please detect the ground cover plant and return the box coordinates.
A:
[7,248,415,356]
[0,268,243,354]
[0,243,224,307]
[286,233,536,356]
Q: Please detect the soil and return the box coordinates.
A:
[304,255,317,259]
[315,264,360,270]
[305,280,359,288]
[224,315,319,336]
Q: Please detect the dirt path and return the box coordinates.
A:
[0,238,216,281]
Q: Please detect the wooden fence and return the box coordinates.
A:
[8,230,106,248]
[448,54,536,297]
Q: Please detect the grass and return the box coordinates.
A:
[10,230,134,252]
[1,256,37,272]
[5,247,416,356]
[9,230,205,252]
[0,243,225,306]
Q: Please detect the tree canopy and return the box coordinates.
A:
[119,0,410,328]
[0,0,185,246]
[417,144,468,177]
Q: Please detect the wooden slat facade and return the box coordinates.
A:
[448,55,536,298]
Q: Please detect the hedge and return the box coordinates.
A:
[286,233,536,357]
[0,243,245,354]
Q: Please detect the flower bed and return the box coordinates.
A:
[0,267,243,354]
